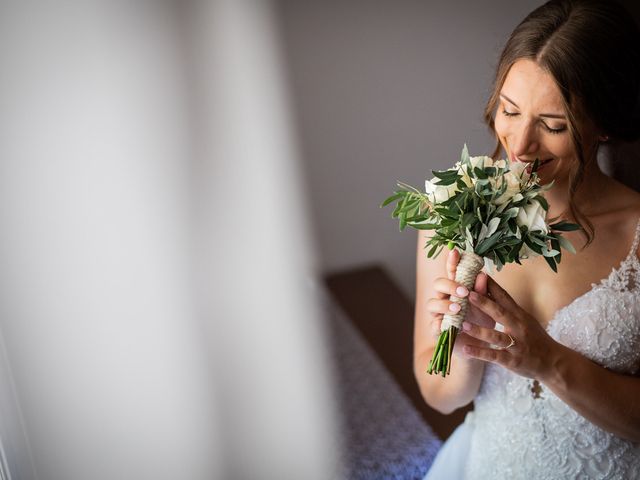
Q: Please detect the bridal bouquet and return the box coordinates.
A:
[381,145,579,377]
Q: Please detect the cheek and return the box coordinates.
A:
[547,136,574,159]
[493,114,508,136]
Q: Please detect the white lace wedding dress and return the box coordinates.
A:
[425,217,640,479]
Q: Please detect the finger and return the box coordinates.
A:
[426,298,462,316]
[466,303,496,328]
[462,343,510,365]
[473,271,489,296]
[446,248,459,280]
[469,273,496,327]
[434,277,470,300]
[461,321,513,348]
[486,275,519,311]
[430,317,442,337]
[451,332,492,356]
[468,290,514,327]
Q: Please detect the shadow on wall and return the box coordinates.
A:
[599,141,640,193]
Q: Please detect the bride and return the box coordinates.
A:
[416,1,640,478]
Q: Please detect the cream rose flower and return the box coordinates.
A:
[507,161,531,182]
[455,156,494,187]
[494,172,522,205]
[424,177,458,203]
[490,161,531,205]
[516,200,548,234]
[493,159,507,169]
[470,155,494,169]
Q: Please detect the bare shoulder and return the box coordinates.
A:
[604,179,640,222]
[597,178,640,253]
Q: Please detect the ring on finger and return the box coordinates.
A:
[494,333,516,350]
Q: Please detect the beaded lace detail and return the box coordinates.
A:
[465,217,640,480]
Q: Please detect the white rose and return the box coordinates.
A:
[470,155,494,169]
[507,161,531,183]
[493,170,523,205]
[516,201,548,234]
[493,159,507,169]
[425,177,458,203]
[455,156,494,187]
[490,160,532,206]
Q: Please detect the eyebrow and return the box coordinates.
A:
[499,93,566,119]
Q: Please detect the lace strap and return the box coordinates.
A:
[627,217,640,260]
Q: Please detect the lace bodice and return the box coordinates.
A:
[465,217,640,480]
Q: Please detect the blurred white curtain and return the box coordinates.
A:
[0,1,338,479]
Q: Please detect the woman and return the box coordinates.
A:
[416,1,640,478]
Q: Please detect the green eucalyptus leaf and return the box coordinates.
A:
[486,217,501,237]
[550,221,581,232]
[477,222,489,244]
[432,169,459,180]
[434,176,458,186]
[505,207,520,218]
[456,178,469,190]
[476,230,502,255]
[533,195,549,211]
[461,144,470,165]
[474,167,488,179]
[543,255,558,273]
[557,235,577,254]
[380,192,403,208]
[523,235,543,255]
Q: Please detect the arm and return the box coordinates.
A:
[462,280,640,442]
[413,230,485,414]
[542,344,640,442]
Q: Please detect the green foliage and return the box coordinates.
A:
[380,145,581,273]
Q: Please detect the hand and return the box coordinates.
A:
[426,249,497,360]
[462,274,561,380]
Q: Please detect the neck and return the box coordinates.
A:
[544,160,613,220]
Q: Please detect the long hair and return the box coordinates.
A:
[484,0,640,248]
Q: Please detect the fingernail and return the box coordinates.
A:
[462,321,471,331]
[456,286,468,297]
[469,291,478,301]
[449,302,461,312]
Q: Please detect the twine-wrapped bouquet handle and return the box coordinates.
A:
[427,250,484,376]
[441,251,485,331]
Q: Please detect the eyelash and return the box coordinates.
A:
[501,109,567,135]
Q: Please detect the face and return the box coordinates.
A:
[494,59,575,184]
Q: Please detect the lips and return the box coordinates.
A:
[525,158,554,173]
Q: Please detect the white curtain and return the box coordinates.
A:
[0,1,338,479]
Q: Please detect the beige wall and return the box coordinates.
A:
[278,0,543,298]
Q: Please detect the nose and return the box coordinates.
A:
[511,120,540,161]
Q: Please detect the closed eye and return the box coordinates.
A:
[502,109,567,135]
[542,123,567,135]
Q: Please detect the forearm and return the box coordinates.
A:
[542,343,640,442]
[414,348,485,414]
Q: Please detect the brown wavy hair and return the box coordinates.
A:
[484,0,640,248]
